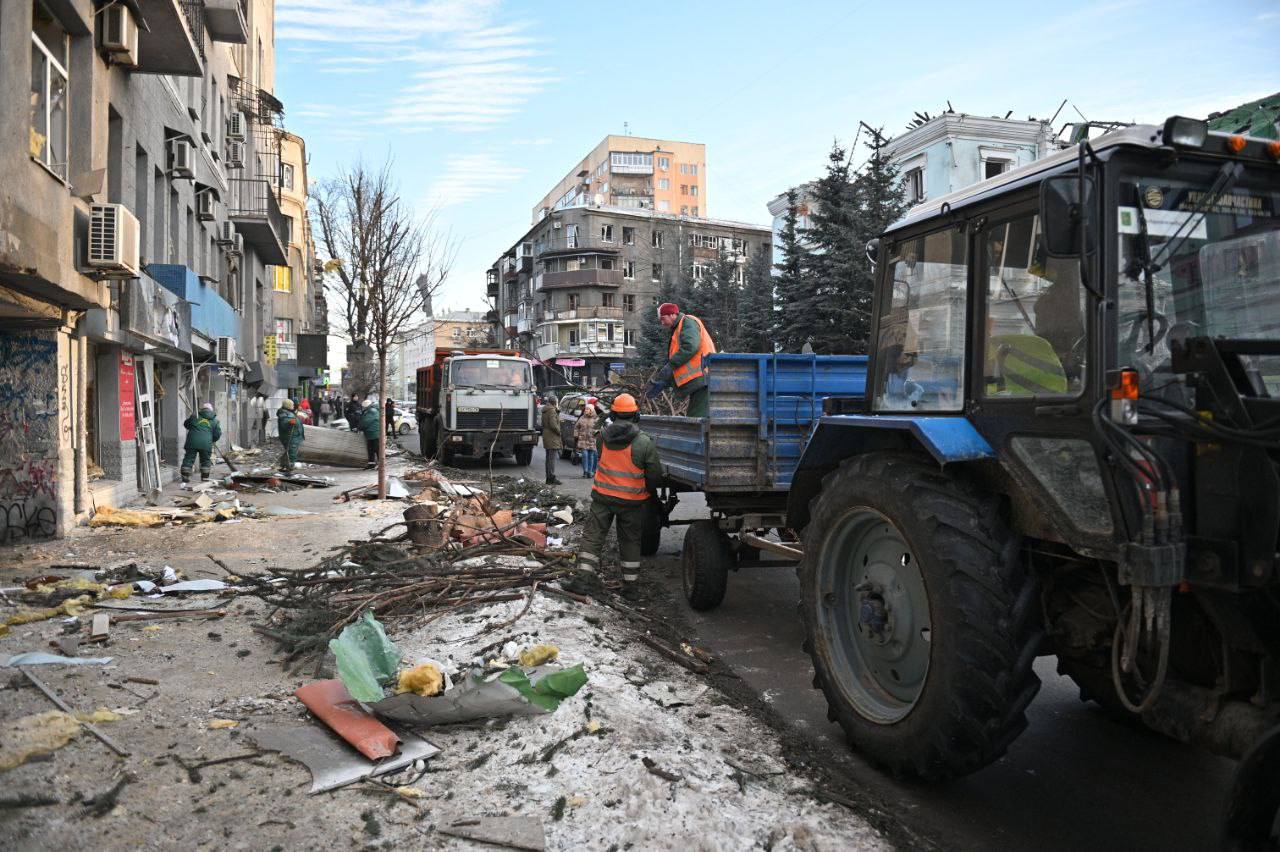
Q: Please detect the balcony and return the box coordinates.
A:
[228,178,288,265]
[537,236,620,257]
[549,306,623,321]
[517,317,534,335]
[134,0,203,76]
[148,264,238,341]
[203,0,248,43]
[534,269,624,291]
[567,341,625,356]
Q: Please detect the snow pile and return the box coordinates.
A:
[395,592,891,851]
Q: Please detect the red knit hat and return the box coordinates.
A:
[658,302,679,317]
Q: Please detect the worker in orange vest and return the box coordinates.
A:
[646,302,716,417]
[567,393,664,600]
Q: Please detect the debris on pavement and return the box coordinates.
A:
[19,667,130,757]
[0,710,87,770]
[294,678,400,760]
[4,652,114,666]
[438,816,547,852]
[248,722,439,794]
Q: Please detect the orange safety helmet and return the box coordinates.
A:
[611,393,638,414]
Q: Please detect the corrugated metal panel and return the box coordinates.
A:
[649,353,867,493]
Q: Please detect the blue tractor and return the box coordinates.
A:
[648,117,1280,844]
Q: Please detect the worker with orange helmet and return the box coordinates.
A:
[567,392,665,600]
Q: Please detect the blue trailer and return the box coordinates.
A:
[644,352,867,609]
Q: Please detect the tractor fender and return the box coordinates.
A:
[786,415,995,530]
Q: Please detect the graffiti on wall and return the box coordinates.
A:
[0,330,60,543]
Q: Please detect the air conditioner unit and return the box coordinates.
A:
[104,5,140,67]
[217,220,236,245]
[225,140,244,169]
[216,336,237,364]
[197,191,216,221]
[88,203,141,277]
[168,138,194,178]
[226,111,247,140]
[229,233,244,257]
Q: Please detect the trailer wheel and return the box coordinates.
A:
[420,420,437,459]
[640,501,662,557]
[514,445,533,466]
[799,451,1042,781]
[683,520,732,611]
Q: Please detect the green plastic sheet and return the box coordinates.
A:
[498,663,588,712]
[329,611,402,703]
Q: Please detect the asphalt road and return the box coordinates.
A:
[468,445,1239,851]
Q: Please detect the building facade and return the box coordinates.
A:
[489,208,771,387]
[0,0,312,543]
[533,136,708,222]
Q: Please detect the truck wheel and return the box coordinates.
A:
[514,445,533,466]
[640,501,662,557]
[435,421,454,466]
[683,520,731,611]
[799,452,1042,781]
[420,420,437,459]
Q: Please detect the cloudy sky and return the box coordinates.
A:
[275,0,1279,315]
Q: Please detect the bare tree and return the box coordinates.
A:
[313,158,456,497]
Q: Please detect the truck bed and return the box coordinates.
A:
[646,353,867,493]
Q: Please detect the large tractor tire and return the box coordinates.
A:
[683,520,732,611]
[1223,725,1280,851]
[798,451,1043,781]
[514,445,533,466]
[640,500,663,557]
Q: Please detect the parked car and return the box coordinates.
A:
[555,392,613,459]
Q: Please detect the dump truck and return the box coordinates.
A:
[414,349,539,466]
[648,117,1280,845]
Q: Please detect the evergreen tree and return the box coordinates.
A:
[738,244,775,353]
[800,144,861,354]
[773,189,810,351]
[635,271,673,375]
[846,128,907,353]
[704,248,742,350]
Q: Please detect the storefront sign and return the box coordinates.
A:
[124,274,191,352]
[119,352,136,441]
[555,358,586,367]
[263,334,278,366]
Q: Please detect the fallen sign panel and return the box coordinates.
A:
[295,426,374,468]
[249,722,438,794]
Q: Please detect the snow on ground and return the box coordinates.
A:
[394,587,891,851]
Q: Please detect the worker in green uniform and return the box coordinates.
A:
[646,302,716,418]
[357,398,382,469]
[180,402,221,484]
[568,393,664,600]
[277,398,305,472]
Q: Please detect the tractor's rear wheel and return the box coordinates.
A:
[1223,725,1280,851]
[799,451,1042,781]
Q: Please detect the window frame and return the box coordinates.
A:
[29,22,69,181]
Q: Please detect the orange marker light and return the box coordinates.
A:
[1110,369,1140,400]
[1268,140,1280,161]
[1226,135,1247,154]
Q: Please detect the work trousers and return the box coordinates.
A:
[578,497,643,581]
[682,386,710,418]
[181,448,212,481]
[279,440,300,470]
[366,439,378,463]
[580,448,599,476]
[544,447,557,480]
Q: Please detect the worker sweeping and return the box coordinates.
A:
[568,393,664,600]
[646,302,716,417]
[277,398,305,472]
[180,403,221,484]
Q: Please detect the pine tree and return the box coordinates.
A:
[846,128,908,353]
[773,189,810,351]
[635,271,672,375]
[703,248,742,350]
[738,245,775,353]
[801,143,862,354]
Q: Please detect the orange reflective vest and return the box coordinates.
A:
[669,314,716,388]
[593,444,651,502]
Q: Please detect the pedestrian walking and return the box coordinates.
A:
[258,397,269,443]
[358,398,381,469]
[569,394,663,600]
[319,396,332,425]
[180,402,221,484]
[277,398,305,472]
[540,394,562,485]
[298,397,312,425]
[386,397,397,439]
[646,302,717,418]
[345,395,362,430]
[574,402,599,478]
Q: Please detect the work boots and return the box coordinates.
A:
[619,580,642,602]
[561,564,601,597]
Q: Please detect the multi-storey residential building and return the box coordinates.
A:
[489,208,771,387]
[533,136,708,221]
[0,0,306,542]
[270,128,325,398]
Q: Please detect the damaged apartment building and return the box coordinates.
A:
[0,0,323,544]
[487,135,771,386]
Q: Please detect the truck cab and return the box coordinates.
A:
[415,350,539,466]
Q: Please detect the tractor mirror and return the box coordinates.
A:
[1040,175,1097,258]
[866,238,880,266]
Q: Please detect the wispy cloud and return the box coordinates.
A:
[277,2,552,132]
[425,153,528,208]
